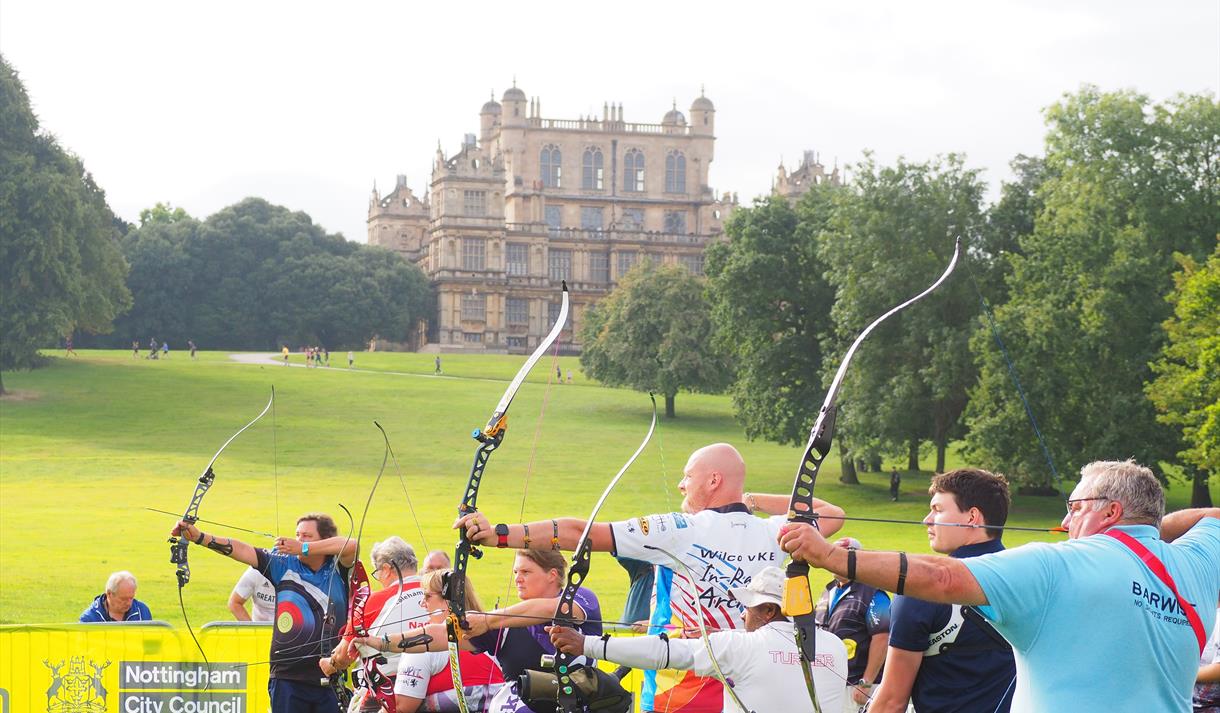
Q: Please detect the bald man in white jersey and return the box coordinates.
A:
[456,442,846,713]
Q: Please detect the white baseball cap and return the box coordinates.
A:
[728,566,786,609]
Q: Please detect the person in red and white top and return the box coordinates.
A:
[322,537,429,713]
[392,569,505,712]
[455,442,845,712]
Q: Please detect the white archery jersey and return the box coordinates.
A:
[355,579,429,676]
[582,621,847,713]
[611,507,787,633]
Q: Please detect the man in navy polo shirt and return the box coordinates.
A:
[866,468,1015,713]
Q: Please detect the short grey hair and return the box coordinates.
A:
[370,536,417,575]
[105,571,137,594]
[1079,459,1164,526]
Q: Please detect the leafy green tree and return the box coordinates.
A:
[1146,245,1220,507]
[579,261,731,418]
[109,197,430,350]
[965,87,1220,490]
[704,191,859,478]
[819,154,987,473]
[0,56,130,391]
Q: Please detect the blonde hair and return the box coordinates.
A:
[421,569,483,613]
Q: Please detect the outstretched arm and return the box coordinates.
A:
[356,597,585,654]
[1160,508,1220,542]
[745,492,847,537]
[549,625,706,673]
[779,522,987,606]
[172,521,258,567]
[454,513,612,552]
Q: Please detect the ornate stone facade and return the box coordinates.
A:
[368,85,737,353]
[774,150,842,201]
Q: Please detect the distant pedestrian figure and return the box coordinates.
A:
[434,356,442,375]
[347,351,354,369]
[148,337,158,359]
[890,469,902,502]
[64,336,76,356]
[132,340,140,358]
[557,365,562,382]
[281,345,289,365]
[161,341,170,358]
[188,340,197,360]
[566,369,573,384]
[323,348,329,367]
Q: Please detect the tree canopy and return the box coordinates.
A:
[0,55,131,391]
[103,199,432,350]
[965,88,1220,492]
[1146,244,1220,506]
[579,261,731,417]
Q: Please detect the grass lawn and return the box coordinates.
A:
[1,349,1199,628]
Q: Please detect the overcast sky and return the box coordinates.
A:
[2,1,1216,243]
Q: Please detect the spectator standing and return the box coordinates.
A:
[188,339,198,360]
[80,571,152,622]
[890,469,902,502]
[132,340,140,358]
[347,351,354,369]
[434,356,442,375]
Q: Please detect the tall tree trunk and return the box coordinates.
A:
[1191,468,1214,508]
[839,442,859,485]
[664,394,676,419]
[935,440,947,474]
[907,438,921,471]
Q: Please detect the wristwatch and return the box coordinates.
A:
[495,523,510,548]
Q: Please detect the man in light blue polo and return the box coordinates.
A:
[779,459,1220,713]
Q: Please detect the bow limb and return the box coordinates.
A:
[552,395,657,712]
[782,239,961,713]
[445,282,570,713]
[643,544,753,713]
[168,388,275,686]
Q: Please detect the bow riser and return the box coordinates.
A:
[445,283,570,713]
[553,396,656,712]
[781,239,961,713]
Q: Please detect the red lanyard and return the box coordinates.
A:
[1103,528,1207,654]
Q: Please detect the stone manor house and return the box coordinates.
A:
[363,84,839,351]
[367,84,739,353]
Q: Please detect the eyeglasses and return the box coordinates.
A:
[1065,497,1109,515]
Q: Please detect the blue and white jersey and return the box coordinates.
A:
[255,549,350,683]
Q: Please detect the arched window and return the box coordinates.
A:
[624,149,645,192]
[665,151,686,193]
[582,147,604,190]
[540,145,562,188]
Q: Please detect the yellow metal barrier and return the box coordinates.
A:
[0,622,647,712]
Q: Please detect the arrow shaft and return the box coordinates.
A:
[816,514,1065,533]
[146,507,275,538]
